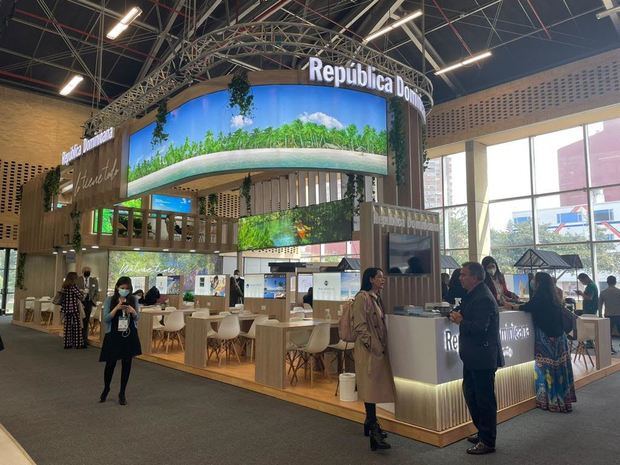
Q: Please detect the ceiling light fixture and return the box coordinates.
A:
[596,5,620,19]
[435,51,492,75]
[363,10,422,43]
[59,75,83,96]
[106,7,143,40]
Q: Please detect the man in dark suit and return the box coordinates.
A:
[449,261,504,455]
[77,266,99,348]
[229,270,244,307]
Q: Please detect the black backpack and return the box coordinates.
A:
[561,306,577,335]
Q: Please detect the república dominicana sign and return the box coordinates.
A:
[308,57,426,122]
[61,127,115,165]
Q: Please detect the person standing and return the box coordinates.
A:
[576,273,599,316]
[446,268,467,305]
[482,256,520,306]
[599,275,620,354]
[449,262,503,455]
[515,272,576,412]
[229,270,244,306]
[60,272,85,349]
[99,277,142,405]
[78,266,99,347]
[353,267,394,451]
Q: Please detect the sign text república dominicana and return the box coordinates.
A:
[61,127,115,165]
[308,57,426,123]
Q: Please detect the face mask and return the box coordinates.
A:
[84,272,91,278]
[118,289,130,297]
[486,267,497,276]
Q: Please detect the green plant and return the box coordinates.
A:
[208,193,218,216]
[70,208,81,251]
[128,121,387,182]
[241,174,252,216]
[421,123,429,172]
[198,196,207,215]
[42,166,61,211]
[389,97,407,186]
[183,291,195,302]
[151,100,169,148]
[16,252,26,290]
[343,174,365,217]
[228,70,254,117]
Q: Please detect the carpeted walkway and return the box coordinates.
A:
[0,317,618,465]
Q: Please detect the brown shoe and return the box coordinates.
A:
[466,442,496,455]
[467,434,479,444]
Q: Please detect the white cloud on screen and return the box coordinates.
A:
[297,112,344,130]
[230,115,253,129]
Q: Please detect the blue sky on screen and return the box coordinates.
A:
[129,85,387,168]
[151,194,192,213]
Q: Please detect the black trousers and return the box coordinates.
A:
[463,368,497,448]
[82,299,93,345]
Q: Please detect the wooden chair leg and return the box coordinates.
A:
[177,332,184,352]
[310,355,314,387]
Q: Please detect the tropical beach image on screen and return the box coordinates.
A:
[127,85,387,196]
[238,200,352,251]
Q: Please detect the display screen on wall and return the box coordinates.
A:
[238,200,353,251]
[388,233,432,275]
[92,198,142,235]
[108,251,219,293]
[244,274,265,298]
[129,276,147,292]
[264,273,286,299]
[127,85,387,196]
[152,194,192,213]
[195,274,226,296]
[297,273,313,293]
[313,272,360,301]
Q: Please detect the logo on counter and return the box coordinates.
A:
[443,323,531,353]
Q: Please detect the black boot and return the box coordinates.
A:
[99,387,109,403]
[118,393,127,406]
[364,420,388,438]
[369,422,391,451]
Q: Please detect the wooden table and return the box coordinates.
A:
[580,316,612,370]
[184,313,260,368]
[138,308,196,355]
[255,319,339,389]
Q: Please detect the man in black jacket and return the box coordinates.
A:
[449,261,504,455]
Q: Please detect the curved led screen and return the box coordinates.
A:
[128,85,387,197]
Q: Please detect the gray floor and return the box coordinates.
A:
[0,317,619,465]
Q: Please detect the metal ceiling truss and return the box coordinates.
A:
[85,21,433,134]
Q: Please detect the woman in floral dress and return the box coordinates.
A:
[60,272,85,349]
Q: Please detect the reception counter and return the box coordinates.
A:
[387,310,535,431]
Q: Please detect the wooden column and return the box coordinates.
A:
[465,140,491,262]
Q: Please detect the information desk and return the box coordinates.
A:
[184,313,260,367]
[138,307,196,355]
[387,310,535,431]
[255,320,340,389]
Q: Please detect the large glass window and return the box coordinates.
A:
[487,139,531,200]
[490,199,533,249]
[535,192,589,243]
[590,185,620,241]
[423,158,442,209]
[443,152,467,206]
[587,118,620,187]
[1,249,17,314]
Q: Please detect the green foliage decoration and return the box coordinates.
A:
[70,208,81,251]
[389,98,407,186]
[152,100,169,148]
[228,70,254,117]
[128,121,387,182]
[241,174,252,216]
[343,174,365,217]
[421,124,429,172]
[208,193,218,216]
[16,252,26,290]
[183,291,195,302]
[198,196,207,215]
[42,166,61,211]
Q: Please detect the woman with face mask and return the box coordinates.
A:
[99,277,142,405]
[481,256,520,307]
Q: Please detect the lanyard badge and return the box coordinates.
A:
[118,316,129,331]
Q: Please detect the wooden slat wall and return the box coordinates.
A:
[359,202,441,311]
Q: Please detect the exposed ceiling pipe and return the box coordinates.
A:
[524,0,552,39]
[426,0,503,34]
[430,0,474,55]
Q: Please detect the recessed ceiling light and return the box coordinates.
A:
[435,51,492,75]
[363,10,422,43]
[59,75,83,96]
[106,7,142,40]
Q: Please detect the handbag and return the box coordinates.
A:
[52,290,64,306]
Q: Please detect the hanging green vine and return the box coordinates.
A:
[228,70,254,117]
[16,252,26,290]
[70,208,82,252]
[207,193,218,216]
[389,97,407,186]
[151,100,169,148]
[343,174,366,217]
[240,174,252,216]
[198,196,207,215]
[421,123,429,172]
[42,166,61,211]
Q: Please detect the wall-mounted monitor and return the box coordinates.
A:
[127,84,387,197]
[297,273,313,294]
[264,273,286,299]
[244,274,265,298]
[151,194,192,213]
[195,274,226,296]
[388,233,432,275]
[313,272,361,301]
[238,200,352,251]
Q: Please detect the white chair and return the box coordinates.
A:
[208,314,241,366]
[151,315,165,344]
[160,311,186,353]
[290,323,331,386]
[328,340,354,395]
[303,303,313,311]
[40,297,53,325]
[89,305,103,335]
[24,297,36,322]
[219,311,232,316]
[234,303,245,311]
[239,315,269,362]
[574,316,596,369]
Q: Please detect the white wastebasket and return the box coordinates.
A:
[339,373,357,402]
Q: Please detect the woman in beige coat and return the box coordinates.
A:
[353,267,395,451]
